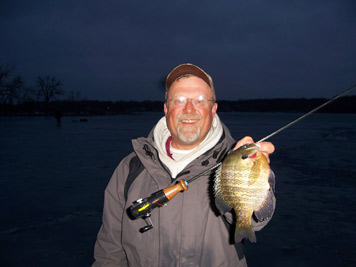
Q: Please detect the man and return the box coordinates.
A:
[93,63,275,266]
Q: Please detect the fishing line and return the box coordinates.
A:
[257,84,356,143]
[186,162,222,184]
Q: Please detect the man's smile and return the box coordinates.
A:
[180,118,200,124]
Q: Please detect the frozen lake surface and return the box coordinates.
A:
[1,112,356,266]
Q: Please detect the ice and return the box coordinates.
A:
[1,112,355,266]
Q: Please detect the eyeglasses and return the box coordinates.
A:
[166,96,215,108]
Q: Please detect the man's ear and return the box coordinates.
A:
[212,102,218,116]
[164,102,168,116]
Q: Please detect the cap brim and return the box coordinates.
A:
[165,63,213,90]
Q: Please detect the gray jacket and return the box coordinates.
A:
[93,123,275,267]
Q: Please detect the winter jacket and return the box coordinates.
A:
[93,123,275,267]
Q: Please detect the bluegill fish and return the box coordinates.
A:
[214,143,275,243]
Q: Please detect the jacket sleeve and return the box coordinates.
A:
[93,158,131,267]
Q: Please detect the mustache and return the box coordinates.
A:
[177,114,201,121]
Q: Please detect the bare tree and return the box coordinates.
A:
[37,75,63,114]
[0,64,24,114]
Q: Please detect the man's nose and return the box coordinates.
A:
[183,98,195,113]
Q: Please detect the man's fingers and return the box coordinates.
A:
[258,142,275,163]
[233,136,254,151]
[258,141,275,154]
[233,137,275,163]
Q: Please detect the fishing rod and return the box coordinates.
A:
[257,83,356,143]
[129,83,356,232]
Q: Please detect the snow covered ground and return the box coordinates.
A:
[1,112,355,266]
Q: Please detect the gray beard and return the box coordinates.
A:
[177,126,201,144]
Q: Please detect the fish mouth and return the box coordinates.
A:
[242,152,257,160]
[248,152,258,159]
[240,143,259,160]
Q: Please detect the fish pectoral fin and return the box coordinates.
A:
[253,188,275,222]
[268,169,276,192]
[247,162,262,186]
[214,194,232,215]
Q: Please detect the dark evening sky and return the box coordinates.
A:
[1,0,355,101]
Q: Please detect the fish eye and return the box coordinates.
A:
[241,155,248,160]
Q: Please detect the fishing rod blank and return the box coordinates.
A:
[257,84,356,143]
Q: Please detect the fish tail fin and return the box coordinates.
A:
[235,226,256,243]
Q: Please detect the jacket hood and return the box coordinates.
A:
[132,117,236,183]
[152,115,223,178]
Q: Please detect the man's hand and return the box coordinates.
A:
[234,136,275,163]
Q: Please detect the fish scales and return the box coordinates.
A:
[214,143,273,243]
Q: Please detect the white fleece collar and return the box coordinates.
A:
[153,114,223,178]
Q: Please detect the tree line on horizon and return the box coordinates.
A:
[1,63,355,116]
[4,96,356,116]
[0,63,78,116]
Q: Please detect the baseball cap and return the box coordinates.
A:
[165,63,215,100]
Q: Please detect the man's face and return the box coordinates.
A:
[164,76,218,150]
